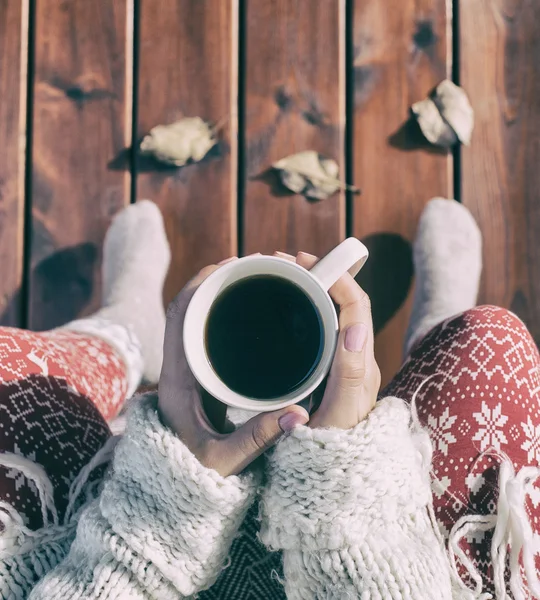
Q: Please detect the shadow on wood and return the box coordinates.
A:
[0,288,23,328]
[108,139,227,174]
[30,243,98,331]
[388,116,449,155]
[250,168,298,199]
[250,167,342,203]
[356,232,414,334]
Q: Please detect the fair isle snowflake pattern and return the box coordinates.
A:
[431,475,452,499]
[472,401,509,452]
[465,471,486,495]
[5,444,39,497]
[529,485,540,509]
[380,306,540,598]
[465,525,487,544]
[0,326,127,529]
[521,415,540,464]
[427,407,457,455]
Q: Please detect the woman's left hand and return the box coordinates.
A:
[157,260,309,478]
[278,251,381,430]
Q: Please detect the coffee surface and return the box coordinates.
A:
[205,275,323,399]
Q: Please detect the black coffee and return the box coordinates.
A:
[205,275,323,399]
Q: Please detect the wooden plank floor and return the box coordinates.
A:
[137,0,237,307]
[29,0,132,330]
[2,0,540,384]
[461,0,540,347]
[351,0,452,385]
[0,0,28,326]
[242,0,346,257]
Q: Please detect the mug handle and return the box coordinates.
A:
[309,237,369,291]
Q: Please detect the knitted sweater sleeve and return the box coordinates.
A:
[29,393,258,599]
[260,397,456,600]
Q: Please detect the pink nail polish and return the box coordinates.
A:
[344,323,368,352]
[279,412,308,432]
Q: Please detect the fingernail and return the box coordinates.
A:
[275,251,295,259]
[344,323,368,352]
[218,256,238,265]
[279,412,309,432]
[297,251,316,259]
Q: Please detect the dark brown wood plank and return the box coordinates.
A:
[461,0,540,346]
[29,0,132,329]
[242,0,346,256]
[0,0,28,326]
[137,0,237,306]
[352,0,453,386]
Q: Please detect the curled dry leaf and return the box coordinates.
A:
[272,150,360,201]
[139,117,217,167]
[411,79,474,148]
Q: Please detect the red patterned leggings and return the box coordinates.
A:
[0,328,128,528]
[1,306,539,593]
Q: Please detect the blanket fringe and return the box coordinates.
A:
[2,379,540,599]
[410,373,540,600]
[0,435,120,558]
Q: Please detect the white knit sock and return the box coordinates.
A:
[62,200,171,395]
[404,198,482,357]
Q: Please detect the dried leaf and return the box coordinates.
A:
[433,79,474,145]
[140,117,217,166]
[272,151,359,201]
[412,79,474,148]
[411,97,458,147]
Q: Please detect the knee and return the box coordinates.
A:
[454,305,533,340]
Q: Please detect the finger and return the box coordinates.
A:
[218,256,238,265]
[217,405,309,476]
[274,251,296,261]
[295,251,318,270]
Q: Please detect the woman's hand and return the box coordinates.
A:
[278,251,381,429]
[157,259,309,478]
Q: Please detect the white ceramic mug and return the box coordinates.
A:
[183,238,369,412]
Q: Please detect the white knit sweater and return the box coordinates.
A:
[260,397,454,599]
[0,393,535,599]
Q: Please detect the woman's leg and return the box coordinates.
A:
[383,305,540,596]
[404,197,482,356]
[0,200,170,530]
[0,327,128,530]
[389,199,538,595]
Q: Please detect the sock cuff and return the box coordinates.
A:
[59,317,144,399]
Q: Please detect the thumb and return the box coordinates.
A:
[221,405,309,475]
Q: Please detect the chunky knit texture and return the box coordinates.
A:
[4,393,537,598]
[0,526,75,600]
[26,394,258,599]
[261,396,455,599]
